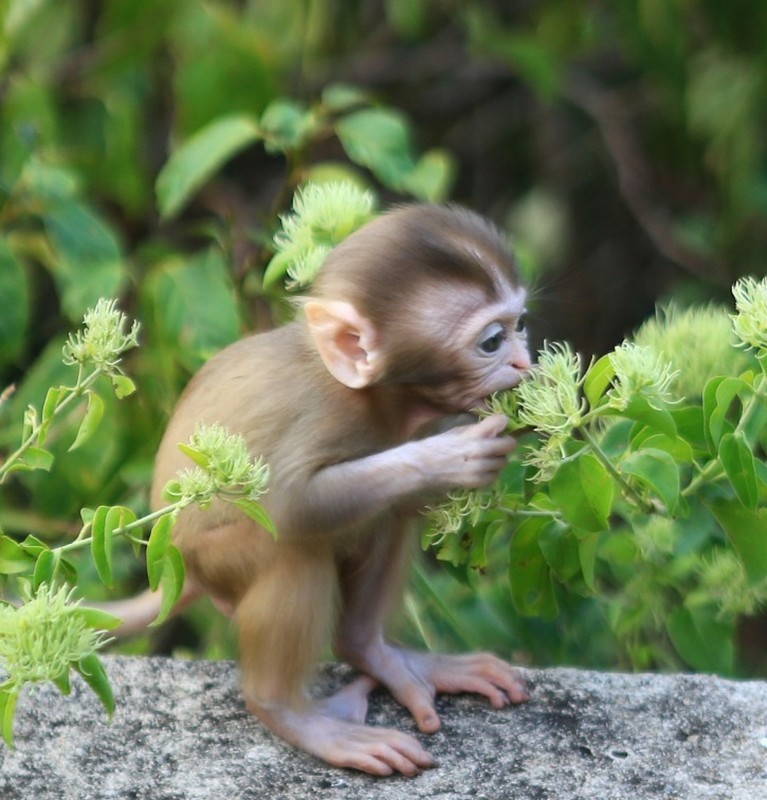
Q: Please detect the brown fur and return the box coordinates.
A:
[136,204,532,776]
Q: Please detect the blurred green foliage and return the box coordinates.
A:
[2,0,767,677]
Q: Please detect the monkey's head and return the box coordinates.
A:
[302,204,531,413]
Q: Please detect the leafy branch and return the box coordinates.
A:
[425,277,767,674]
[0,301,272,747]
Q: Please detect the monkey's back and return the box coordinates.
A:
[151,321,380,539]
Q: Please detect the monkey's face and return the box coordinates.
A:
[388,282,532,413]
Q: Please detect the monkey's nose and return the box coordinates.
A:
[510,352,533,372]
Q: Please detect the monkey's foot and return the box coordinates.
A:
[246,677,437,777]
[351,646,529,734]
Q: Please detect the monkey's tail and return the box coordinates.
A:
[93,581,202,638]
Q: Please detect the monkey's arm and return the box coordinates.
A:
[271,415,514,539]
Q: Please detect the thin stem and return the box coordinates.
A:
[734,380,767,437]
[0,366,105,481]
[581,428,654,513]
[500,506,564,521]
[57,503,183,555]
[683,381,766,498]
[682,459,723,498]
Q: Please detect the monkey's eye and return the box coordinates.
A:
[478,323,507,355]
[515,313,527,333]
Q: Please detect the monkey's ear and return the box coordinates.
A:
[303,300,382,389]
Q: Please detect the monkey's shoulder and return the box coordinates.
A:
[175,322,362,430]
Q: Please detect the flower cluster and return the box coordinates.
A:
[426,488,494,542]
[273,181,375,288]
[170,423,270,506]
[480,390,520,427]
[633,303,743,398]
[62,298,140,373]
[697,550,767,617]
[607,342,678,411]
[0,584,109,689]
[731,276,767,354]
[494,342,585,483]
[516,342,585,436]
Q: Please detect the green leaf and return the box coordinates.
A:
[156,114,261,220]
[617,395,676,439]
[20,535,48,558]
[578,532,599,592]
[230,498,277,537]
[111,375,136,399]
[401,149,455,202]
[550,453,613,532]
[509,516,559,618]
[0,684,19,747]
[321,83,371,112]
[40,386,64,431]
[76,654,116,717]
[177,443,209,469]
[667,604,734,674]
[620,448,680,513]
[91,506,114,587]
[21,405,37,443]
[538,521,580,582]
[702,376,749,450]
[709,498,767,585]
[90,505,137,588]
[68,391,105,452]
[162,480,183,503]
[583,354,615,409]
[0,534,36,574]
[153,545,186,627]
[259,99,315,153]
[52,670,72,696]
[630,430,693,464]
[718,432,758,509]
[671,405,708,453]
[32,548,56,590]
[142,248,241,373]
[261,249,294,291]
[76,607,123,631]
[146,514,174,591]
[336,107,417,189]
[21,447,54,472]
[42,201,126,321]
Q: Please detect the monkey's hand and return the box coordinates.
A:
[415,413,516,490]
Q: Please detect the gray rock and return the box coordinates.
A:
[1,656,765,799]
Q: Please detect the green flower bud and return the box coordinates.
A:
[62,298,140,373]
[0,584,109,689]
[182,423,270,502]
[607,342,678,411]
[274,181,376,289]
[516,342,585,436]
[633,303,744,398]
[732,276,767,353]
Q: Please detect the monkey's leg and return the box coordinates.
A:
[234,541,436,777]
[336,520,528,735]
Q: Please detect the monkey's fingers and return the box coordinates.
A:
[473,413,511,437]
[429,653,530,707]
[392,683,442,735]
[325,725,437,777]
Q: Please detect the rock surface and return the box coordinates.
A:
[1,656,766,799]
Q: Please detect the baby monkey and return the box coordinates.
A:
[117,204,532,776]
